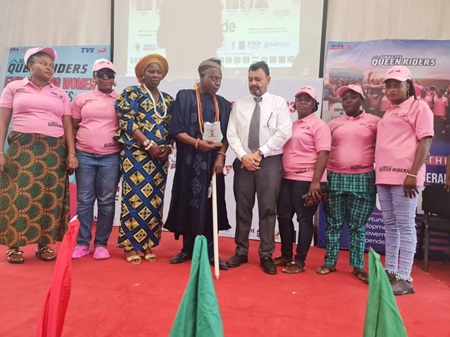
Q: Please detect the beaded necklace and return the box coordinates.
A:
[142,84,168,119]
[195,88,220,136]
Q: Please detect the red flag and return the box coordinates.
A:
[36,217,80,337]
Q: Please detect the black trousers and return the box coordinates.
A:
[232,155,283,259]
[277,178,322,263]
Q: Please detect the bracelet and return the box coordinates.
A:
[406,173,417,178]
[0,152,4,155]
[217,151,226,157]
[144,141,154,151]
[68,154,75,157]
[195,138,200,149]
[143,139,151,147]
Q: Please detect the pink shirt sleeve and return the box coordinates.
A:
[0,82,14,108]
[413,100,434,140]
[71,95,82,119]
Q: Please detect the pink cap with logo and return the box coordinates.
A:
[382,66,411,83]
[337,84,365,99]
[92,58,116,73]
[24,47,57,64]
[295,85,318,100]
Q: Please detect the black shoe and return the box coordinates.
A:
[392,279,415,296]
[170,251,191,264]
[210,257,229,271]
[226,253,248,268]
[260,256,277,275]
[385,270,398,285]
[274,255,292,266]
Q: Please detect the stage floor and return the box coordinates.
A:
[1,228,449,337]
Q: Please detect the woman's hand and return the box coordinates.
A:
[403,175,419,198]
[308,180,322,201]
[146,143,162,159]
[155,146,171,161]
[0,154,6,174]
[445,175,450,191]
[66,155,78,175]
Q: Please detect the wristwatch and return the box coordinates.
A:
[257,149,265,158]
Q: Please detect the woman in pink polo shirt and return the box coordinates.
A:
[71,59,120,260]
[376,66,433,295]
[316,85,380,283]
[431,89,448,137]
[275,86,331,273]
[0,47,78,264]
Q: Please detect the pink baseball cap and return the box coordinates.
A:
[337,85,365,99]
[382,66,411,83]
[92,58,116,73]
[24,46,57,64]
[295,85,318,100]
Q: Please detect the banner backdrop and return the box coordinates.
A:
[4,46,110,100]
[321,39,450,255]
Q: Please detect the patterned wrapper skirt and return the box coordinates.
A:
[117,147,168,251]
[0,131,69,247]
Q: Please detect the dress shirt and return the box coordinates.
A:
[227,91,292,160]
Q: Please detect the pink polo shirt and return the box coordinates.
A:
[72,89,120,155]
[282,113,331,182]
[419,95,432,108]
[328,111,380,174]
[375,97,434,186]
[0,78,70,137]
[432,97,448,117]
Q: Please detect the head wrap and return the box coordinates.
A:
[135,54,169,83]
[198,58,221,74]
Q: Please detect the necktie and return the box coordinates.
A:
[248,96,262,152]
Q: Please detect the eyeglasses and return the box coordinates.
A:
[95,71,115,79]
[385,82,405,89]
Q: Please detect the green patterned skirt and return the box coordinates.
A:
[0,132,70,247]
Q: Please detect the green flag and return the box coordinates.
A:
[169,236,224,337]
[363,248,408,337]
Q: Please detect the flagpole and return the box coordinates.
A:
[212,173,220,279]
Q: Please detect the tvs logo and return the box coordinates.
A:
[81,48,95,53]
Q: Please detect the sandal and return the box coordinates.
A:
[35,246,56,262]
[141,248,156,262]
[282,260,305,274]
[6,248,24,264]
[316,264,336,275]
[125,250,141,264]
[274,255,291,266]
[352,268,369,284]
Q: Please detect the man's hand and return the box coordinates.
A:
[198,140,222,153]
[240,153,262,171]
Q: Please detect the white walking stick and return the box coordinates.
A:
[212,173,220,279]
